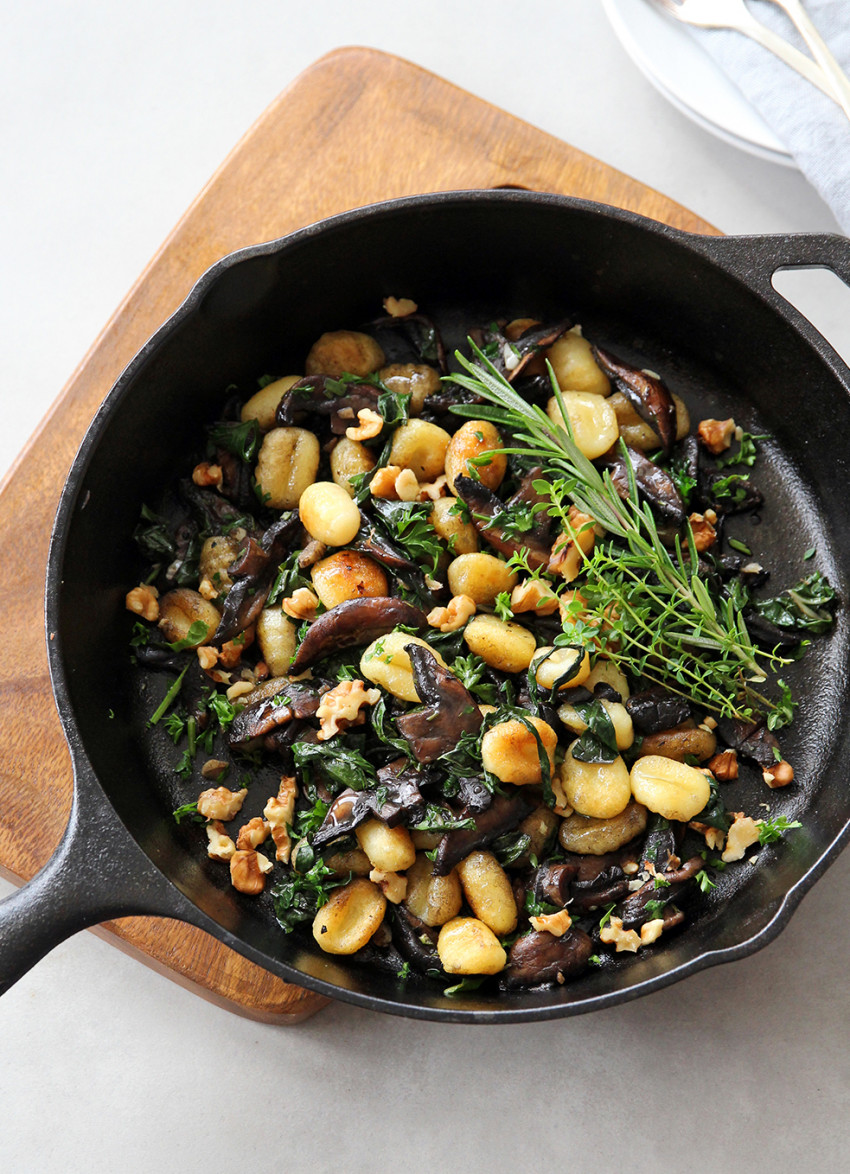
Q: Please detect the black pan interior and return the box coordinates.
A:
[50,192,850,1019]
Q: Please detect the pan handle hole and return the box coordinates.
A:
[772,267,850,367]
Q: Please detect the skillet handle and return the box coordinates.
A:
[692,230,850,374]
[0,762,181,995]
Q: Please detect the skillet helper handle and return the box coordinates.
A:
[695,230,850,288]
[693,230,850,373]
[0,770,178,995]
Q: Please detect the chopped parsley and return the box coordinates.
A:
[757,815,802,845]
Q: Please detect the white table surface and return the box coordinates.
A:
[3,3,850,1170]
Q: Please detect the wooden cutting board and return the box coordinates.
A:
[0,47,718,1022]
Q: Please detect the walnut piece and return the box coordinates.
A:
[698,417,736,455]
[708,749,739,781]
[417,474,447,502]
[548,507,595,581]
[600,916,641,953]
[369,868,408,904]
[282,587,320,621]
[345,408,384,442]
[315,679,381,742]
[427,594,477,633]
[394,468,420,502]
[236,816,271,851]
[264,775,298,863]
[196,786,247,822]
[125,584,160,622]
[206,820,236,862]
[529,909,573,937]
[762,760,794,789]
[510,578,560,616]
[230,849,273,895]
[218,630,253,669]
[192,461,223,488]
[369,464,404,499]
[689,820,726,851]
[383,296,418,318]
[640,918,665,946]
[721,812,761,863]
[688,512,717,553]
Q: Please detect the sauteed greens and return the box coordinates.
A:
[127,305,834,992]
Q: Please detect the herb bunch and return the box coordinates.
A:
[449,345,797,727]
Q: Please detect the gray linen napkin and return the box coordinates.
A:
[684,0,850,232]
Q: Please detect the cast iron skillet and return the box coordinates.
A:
[2,190,850,1022]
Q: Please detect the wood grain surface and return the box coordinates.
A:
[0,47,718,1022]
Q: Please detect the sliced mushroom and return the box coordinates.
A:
[474,319,570,382]
[391,905,444,976]
[502,927,592,988]
[614,855,704,930]
[640,814,683,874]
[395,645,483,763]
[351,513,419,573]
[370,312,448,374]
[212,512,301,644]
[453,475,551,569]
[310,768,429,850]
[594,347,677,454]
[601,445,686,526]
[288,596,428,673]
[625,687,692,735]
[531,861,578,908]
[228,681,324,750]
[716,717,782,769]
[455,776,493,814]
[275,375,381,434]
[180,479,258,538]
[431,790,536,876]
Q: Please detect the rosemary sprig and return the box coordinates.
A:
[449,344,795,725]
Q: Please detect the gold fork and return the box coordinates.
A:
[646,0,835,101]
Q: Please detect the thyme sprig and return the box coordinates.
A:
[449,345,795,725]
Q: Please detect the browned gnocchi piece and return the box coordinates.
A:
[305,330,385,377]
[456,851,518,936]
[311,551,388,610]
[446,553,517,607]
[355,819,416,873]
[405,854,463,927]
[559,746,632,819]
[312,878,387,954]
[481,715,557,785]
[330,437,376,496]
[430,496,479,555]
[437,917,507,975]
[630,756,711,822]
[241,375,301,431]
[388,419,452,482]
[256,607,298,677]
[379,362,441,415]
[157,588,220,645]
[445,420,507,492]
[545,329,611,395]
[636,721,717,763]
[462,614,536,673]
[558,801,648,855]
[255,426,320,509]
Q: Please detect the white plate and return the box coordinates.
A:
[602,0,795,168]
